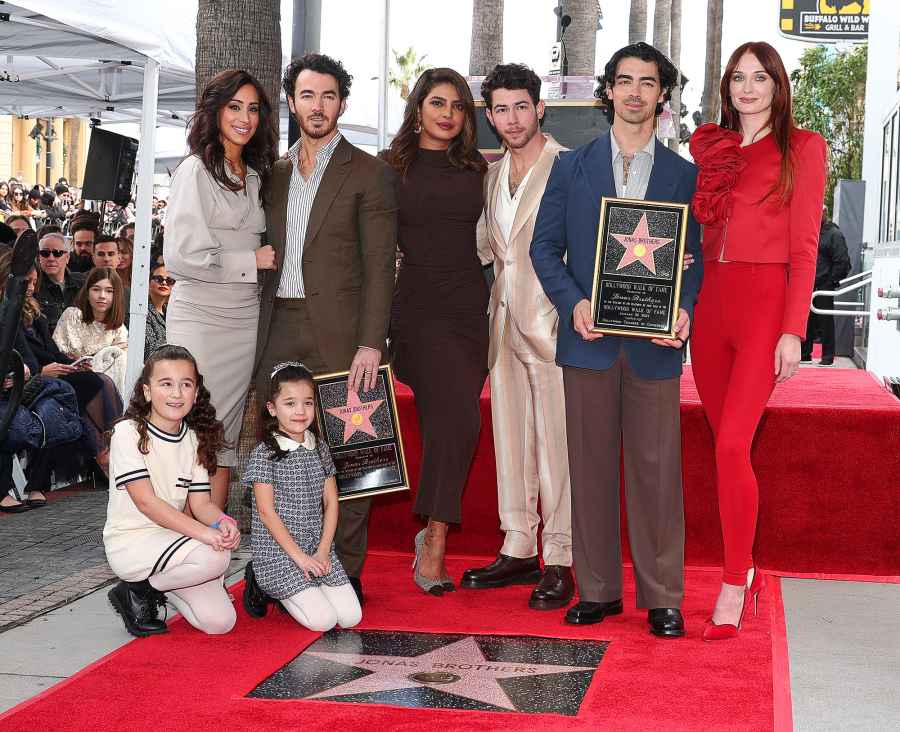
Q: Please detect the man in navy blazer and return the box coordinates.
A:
[530,42,703,637]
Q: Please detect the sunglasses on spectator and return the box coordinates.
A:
[151,275,176,286]
[39,249,67,258]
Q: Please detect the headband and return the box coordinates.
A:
[270,361,309,379]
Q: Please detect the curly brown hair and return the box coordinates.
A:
[383,67,487,180]
[257,362,319,462]
[187,69,278,199]
[120,345,228,474]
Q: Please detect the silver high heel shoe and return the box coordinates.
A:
[413,529,445,596]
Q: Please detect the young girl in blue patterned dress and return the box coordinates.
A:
[242,362,361,632]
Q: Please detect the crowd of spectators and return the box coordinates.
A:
[1,177,171,512]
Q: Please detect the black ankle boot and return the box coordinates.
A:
[242,562,272,618]
[108,580,169,637]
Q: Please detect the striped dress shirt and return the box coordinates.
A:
[276,132,343,298]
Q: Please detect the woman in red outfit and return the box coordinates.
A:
[689,42,826,640]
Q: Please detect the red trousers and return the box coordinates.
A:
[691,261,787,586]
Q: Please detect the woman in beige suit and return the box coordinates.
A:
[164,69,278,508]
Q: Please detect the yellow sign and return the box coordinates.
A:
[780,0,869,42]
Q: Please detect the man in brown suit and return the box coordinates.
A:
[254,53,398,603]
[461,64,574,611]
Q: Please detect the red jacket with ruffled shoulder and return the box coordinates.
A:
[689,123,827,337]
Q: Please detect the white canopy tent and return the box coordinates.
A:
[0,0,391,399]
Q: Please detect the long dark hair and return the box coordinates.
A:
[0,249,40,326]
[257,362,319,462]
[719,42,796,203]
[384,67,486,180]
[76,267,125,330]
[120,345,227,474]
[187,69,278,199]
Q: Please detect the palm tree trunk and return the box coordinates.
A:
[629,0,647,44]
[668,0,682,151]
[469,0,504,76]
[701,0,724,123]
[195,0,282,126]
[653,0,671,55]
[562,0,599,76]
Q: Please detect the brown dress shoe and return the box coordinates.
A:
[529,565,575,610]
[460,554,542,589]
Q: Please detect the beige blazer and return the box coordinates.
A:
[478,134,567,369]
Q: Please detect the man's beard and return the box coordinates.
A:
[298,115,337,140]
[69,253,93,273]
[503,123,540,150]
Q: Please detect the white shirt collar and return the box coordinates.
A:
[273,431,317,452]
[610,129,656,161]
[287,131,343,166]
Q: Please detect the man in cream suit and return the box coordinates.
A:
[461,64,574,610]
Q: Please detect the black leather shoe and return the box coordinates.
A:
[461,554,542,589]
[243,562,271,619]
[564,599,623,625]
[648,608,685,638]
[529,565,575,610]
[818,356,834,366]
[108,580,168,637]
[348,576,364,605]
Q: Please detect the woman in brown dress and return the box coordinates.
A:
[384,68,488,596]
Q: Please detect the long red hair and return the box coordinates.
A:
[719,41,796,203]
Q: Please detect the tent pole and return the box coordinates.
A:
[123,57,160,401]
[377,0,390,152]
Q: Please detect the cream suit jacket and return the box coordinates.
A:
[478,134,568,369]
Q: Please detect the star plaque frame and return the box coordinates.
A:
[590,196,689,339]
[313,364,409,501]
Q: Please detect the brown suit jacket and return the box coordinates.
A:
[477,134,567,368]
[255,138,399,374]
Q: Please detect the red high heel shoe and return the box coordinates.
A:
[702,568,765,642]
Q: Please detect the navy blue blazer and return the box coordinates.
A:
[530,133,703,380]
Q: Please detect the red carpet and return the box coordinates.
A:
[0,554,780,731]
[368,368,900,577]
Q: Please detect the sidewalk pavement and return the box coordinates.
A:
[0,488,250,633]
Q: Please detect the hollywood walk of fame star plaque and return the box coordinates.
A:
[247,629,608,716]
[590,196,689,339]
[314,365,409,501]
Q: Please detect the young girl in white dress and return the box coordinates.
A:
[242,362,361,632]
[103,345,240,637]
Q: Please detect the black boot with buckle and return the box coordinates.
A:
[108,579,169,637]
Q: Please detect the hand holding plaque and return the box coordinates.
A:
[315,364,409,501]
[589,197,689,339]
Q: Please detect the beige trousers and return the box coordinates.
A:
[490,318,572,566]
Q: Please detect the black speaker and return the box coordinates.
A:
[81,128,139,206]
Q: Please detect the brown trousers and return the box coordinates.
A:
[562,352,684,609]
[255,298,371,579]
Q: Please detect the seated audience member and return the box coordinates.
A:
[92,235,130,323]
[68,214,98,273]
[27,188,47,225]
[0,181,11,213]
[34,232,86,334]
[1,250,122,483]
[116,236,133,289]
[0,251,82,511]
[4,215,31,242]
[92,235,120,270]
[145,259,172,358]
[53,267,129,394]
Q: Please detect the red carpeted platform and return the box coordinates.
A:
[370,367,900,577]
[0,555,782,731]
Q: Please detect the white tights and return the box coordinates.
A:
[149,544,236,635]
[281,583,362,632]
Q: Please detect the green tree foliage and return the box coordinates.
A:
[389,47,428,101]
[791,44,867,212]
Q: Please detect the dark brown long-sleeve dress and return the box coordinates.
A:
[391,148,488,524]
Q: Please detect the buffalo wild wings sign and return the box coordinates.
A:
[779,0,869,42]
